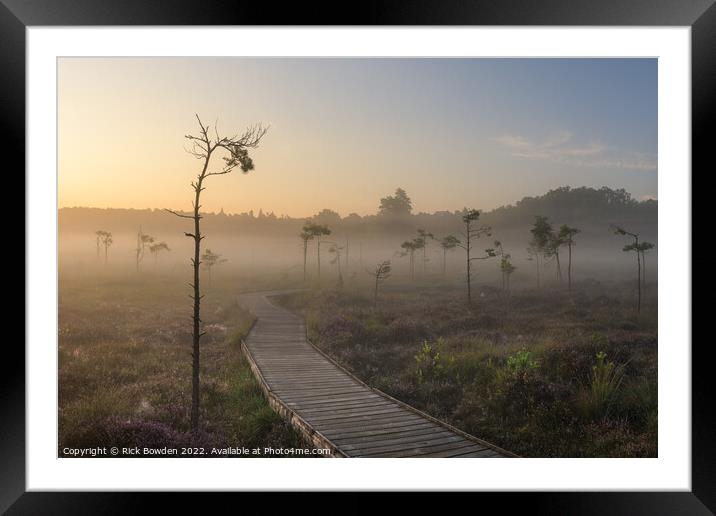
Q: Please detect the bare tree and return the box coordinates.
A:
[494,240,517,293]
[439,235,460,276]
[501,254,517,293]
[531,216,565,283]
[399,239,421,280]
[201,249,227,288]
[545,232,565,282]
[529,216,552,286]
[303,222,331,282]
[344,235,350,273]
[367,261,392,307]
[457,209,495,305]
[640,241,655,288]
[96,231,112,264]
[409,235,426,277]
[165,114,267,433]
[327,242,344,289]
[95,230,112,263]
[299,220,315,282]
[95,230,102,259]
[149,241,171,265]
[417,228,435,274]
[612,225,648,313]
[527,241,541,288]
[558,225,580,291]
[494,241,506,291]
[135,227,155,272]
[494,241,505,290]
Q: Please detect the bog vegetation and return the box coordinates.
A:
[59,274,306,455]
[59,116,657,457]
[276,283,657,457]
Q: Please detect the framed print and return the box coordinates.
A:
[5,0,713,511]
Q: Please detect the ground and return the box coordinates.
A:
[58,268,657,458]
[275,279,657,457]
[58,272,308,457]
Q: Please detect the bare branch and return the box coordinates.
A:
[164,208,194,220]
[183,142,206,159]
[204,170,233,178]
[195,113,208,136]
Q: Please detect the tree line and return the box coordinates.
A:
[65,185,656,240]
[297,202,655,312]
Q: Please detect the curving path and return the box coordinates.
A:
[238,291,514,458]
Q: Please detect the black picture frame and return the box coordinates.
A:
[5,0,712,512]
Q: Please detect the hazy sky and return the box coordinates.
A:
[59,58,657,217]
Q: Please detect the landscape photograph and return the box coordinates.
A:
[58,57,657,458]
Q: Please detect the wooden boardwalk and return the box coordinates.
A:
[239,291,514,458]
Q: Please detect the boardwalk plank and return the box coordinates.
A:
[332,425,452,446]
[302,406,408,423]
[239,291,512,458]
[340,432,462,454]
[297,400,396,414]
[326,422,439,440]
[284,393,383,407]
[315,412,426,432]
[364,440,486,458]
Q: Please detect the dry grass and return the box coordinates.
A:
[276,279,657,457]
[58,272,307,456]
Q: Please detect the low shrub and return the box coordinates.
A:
[414,339,453,384]
[576,351,627,421]
[277,281,657,457]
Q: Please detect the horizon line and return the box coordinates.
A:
[58,185,658,220]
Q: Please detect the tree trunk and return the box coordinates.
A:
[104,244,108,264]
[302,240,308,282]
[555,252,562,282]
[536,253,540,288]
[374,276,379,307]
[190,178,203,433]
[345,237,349,273]
[443,248,447,276]
[136,231,140,273]
[316,236,321,282]
[567,241,572,291]
[466,230,472,305]
[636,239,641,313]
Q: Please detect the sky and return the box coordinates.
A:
[58,58,657,217]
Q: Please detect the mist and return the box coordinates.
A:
[59,185,657,289]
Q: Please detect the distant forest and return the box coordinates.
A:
[59,186,656,240]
